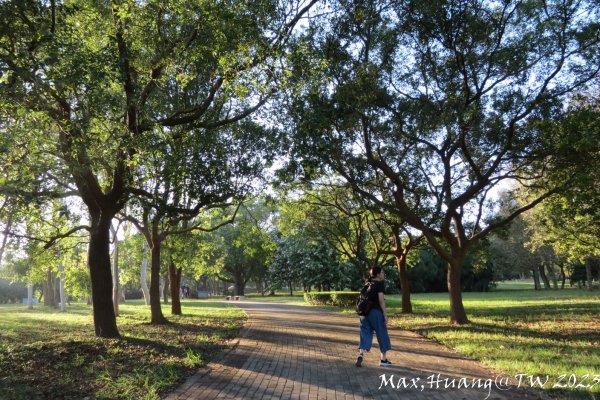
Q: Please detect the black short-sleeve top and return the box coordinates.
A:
[368,280,385,310]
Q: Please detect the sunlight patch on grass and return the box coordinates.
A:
[386,289,600,400]
[0,300,245,400]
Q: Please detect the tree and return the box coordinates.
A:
[215,202,276,296]
[520,92,600,288]
[285,0,600,323]
[121,119,262,323]
[277,185,392,289]
[1,0,317,336]
[270,230,350,293]
[368,215,423,313]
[487,217,538,282]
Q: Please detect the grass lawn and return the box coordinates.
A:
[336,284,599,400]
[244,291,308,305]
[0,300,245,400]
[494,280,537,290]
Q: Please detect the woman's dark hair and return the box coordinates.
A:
[367,266,382,281]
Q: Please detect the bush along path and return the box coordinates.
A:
[166,301,542,400]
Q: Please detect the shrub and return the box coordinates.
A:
[304,291,358,307]
[0,279,26,304]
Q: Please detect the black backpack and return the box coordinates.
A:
[355,281,374,316]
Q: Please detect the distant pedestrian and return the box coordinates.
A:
[356,266,392,367]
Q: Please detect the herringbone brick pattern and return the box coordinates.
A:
[165,302,543,400]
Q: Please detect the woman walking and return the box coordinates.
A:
[356,266,392,367]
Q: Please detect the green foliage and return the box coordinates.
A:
[118,233,147,287]
[269,231,353,292]
[0,278,25,303]
[273,187,395,291]
[570,260,600,287]
[521,102,600,264]
[408,247,495,293]
[281,0,600,326]
[189,201,276,294]
[1,0,316,334]
[303,291,358,307]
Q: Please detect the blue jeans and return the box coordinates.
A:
[358,308,391,353]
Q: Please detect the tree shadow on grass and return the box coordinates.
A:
[0,314,246,400]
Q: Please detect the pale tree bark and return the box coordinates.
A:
[58,258,67,312]
[140,242,150,305]
[546,264,558,290]
[110,223,120,316]
[27,284,34,309]
[538,265,551,289]
[585,261,593,291]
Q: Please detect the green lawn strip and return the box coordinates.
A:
[378,290,600,400]
[0,300,245,400]
[244,292,307,304]
[494,280,537,290]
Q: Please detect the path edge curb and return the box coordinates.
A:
[162,302,252,400]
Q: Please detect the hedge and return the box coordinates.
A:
[303,291,358,307]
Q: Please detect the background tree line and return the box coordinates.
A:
[1,0,598,334]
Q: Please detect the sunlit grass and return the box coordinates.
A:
[0,300,245,400]
[350,286,600,400]
[244,291,307,304]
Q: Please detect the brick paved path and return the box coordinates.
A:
[165,301,543,400]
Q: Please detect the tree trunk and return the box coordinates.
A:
[447,257,469,324]
[255,279,263,296]
[234,270,245,296]
[585,261,593,291]
[58,259,67,312]
[110,224,120,317]
[169,261,182,315]
[0,213,12,265]
[140,242,150,305]
[532,268,541,290]
[396,252,412,314]
[88,213,120,338]
[289,281,293,296]
[546,264,558,290]
[149,226,168,324]
[559,262,566,289]
[27,284,34,309]
[538,264,550,289]
[43,270,58,308]
[162,273,170,304]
